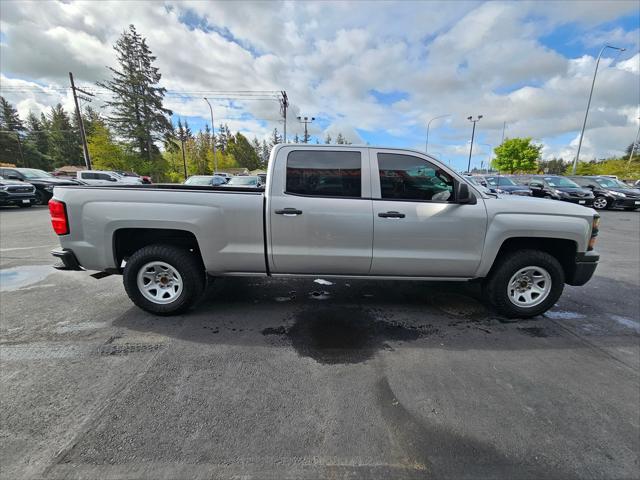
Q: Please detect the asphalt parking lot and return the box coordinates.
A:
[1,205,638,480]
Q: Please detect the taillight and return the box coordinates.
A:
[588,215,599,251]
[49,199,69,235]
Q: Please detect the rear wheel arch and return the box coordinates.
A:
[112,228,205,272]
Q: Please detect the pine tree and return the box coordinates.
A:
[261,139,270,165]
[251,136,262,164]
[293,133,300,144]
[97,24,172,161]
[0,96,25,165]
[47,104,82,167]
[324,133,332,144]
[269,128,282,149]
[336,133,345,144]
[24,112,52,169]
[228,132,260,170]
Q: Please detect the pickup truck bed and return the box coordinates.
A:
[50,144,600,318]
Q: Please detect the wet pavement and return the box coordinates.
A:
[1,206,639,479]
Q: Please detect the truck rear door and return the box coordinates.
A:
[267,146,373,274]
[369,149,487,277]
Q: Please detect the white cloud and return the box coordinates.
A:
[0,0,638,162]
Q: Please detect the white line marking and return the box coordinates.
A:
[0,245,56,252]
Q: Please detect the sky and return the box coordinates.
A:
[0,0,638,172]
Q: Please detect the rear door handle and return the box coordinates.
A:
[378,211,405,219]
[275,208,303,216]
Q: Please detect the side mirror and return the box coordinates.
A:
[530,183,543,190]
[108,177,118,182]
[457,182,476,204]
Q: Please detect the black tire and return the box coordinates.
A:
[35,190,48,205]
[592,196,611,210]
[483,249,564,319]
[123,244,206,316]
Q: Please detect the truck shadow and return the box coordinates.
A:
[111,276,640,364]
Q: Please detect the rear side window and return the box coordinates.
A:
[82,172,97,179]
[378,153,454,201]
[286,150,361,197]
[96,173,113,181]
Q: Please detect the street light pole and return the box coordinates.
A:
[572,44,626,174]
[467,115,482,173]
[203,98,217,174]
[426,114,451,153]
[297,116,315,143]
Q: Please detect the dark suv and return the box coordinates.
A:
[567,176,640,211]
[482,175,531,195]
[0,175,37,207]
[513,175,594,206]
[0,167,81,205]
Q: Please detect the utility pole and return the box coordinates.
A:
[69,72,93,170]
[628,117,640,164]
[573,44,625,174]
[466,115,482,173]
[297,116,314,143]
[280,91,289,142]
[180,137,188,180]
[501,121,506,144]
[203,98,217,173]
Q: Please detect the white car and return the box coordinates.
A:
[76,170,142,185]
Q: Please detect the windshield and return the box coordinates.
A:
[486,177,517,186]
[228,176,258,186]
[18,168,52,179]
[185,176,213,185]
[595,177,628,189]
[544,177,580,188]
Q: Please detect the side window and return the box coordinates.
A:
[96,173,112,181]
[377,153,454,201]
[286,150,361,198]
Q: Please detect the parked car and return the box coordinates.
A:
[513,175,594,206]
[114,170,152,184]
[0,167,81,205]
[482,175,531,196]
[567,175,640,211]
[50,145,599,319]
[77,170,143,185]
[0,175,37,208]
[184,175,228,186]
[222,175,264,188]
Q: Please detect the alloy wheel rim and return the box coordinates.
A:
[593,197,608,209]
[507,266,552,308]
[136,261,183,304]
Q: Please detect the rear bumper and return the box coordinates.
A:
[51,248,83,271]
[565,251,599,286]
[613,198,640,209]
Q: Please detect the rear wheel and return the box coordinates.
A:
[592,196,610,210]
[123,244,206,315]
[483,249,564,318]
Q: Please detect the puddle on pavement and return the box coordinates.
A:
[262,307,438,365]
[0,265,55,292]
[544,310,586,320]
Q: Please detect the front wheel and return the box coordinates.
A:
[483,249,564,318]
[123,244,206,315]
[592,196,610,210]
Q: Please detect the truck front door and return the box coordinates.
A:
[369,150,488,277]
[268,147,373,274]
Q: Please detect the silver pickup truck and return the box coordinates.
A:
[49,144,600,318]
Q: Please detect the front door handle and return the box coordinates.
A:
[275,208,303,216]
[378,211,405,219]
